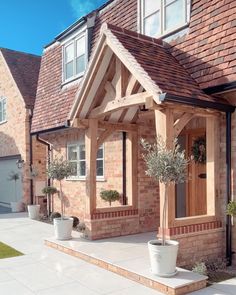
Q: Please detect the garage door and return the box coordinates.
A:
[0,156,23,205]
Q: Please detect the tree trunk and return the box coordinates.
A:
[59,181,63,218]
[161,184,168,246]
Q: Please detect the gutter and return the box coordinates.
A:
[31,122,70,136]
[204,81,236,95]
[159,93,235,113]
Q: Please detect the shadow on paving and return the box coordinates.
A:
[0,206,11,214]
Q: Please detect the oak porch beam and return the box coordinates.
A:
[89,92,149,119]
[146,97,221,117]
[97,128,113,147]
[174,112,194,137]
[72,118,138,132]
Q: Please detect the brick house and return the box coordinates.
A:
[0,48,46,208]
[31,0,236,267]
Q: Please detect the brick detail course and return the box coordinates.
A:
[91,209,138,219]
[160,220,222,236]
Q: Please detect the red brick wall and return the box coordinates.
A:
[176,228,225,267]
[169,0,236,89]
[42,129,125,218]
[41,123,160,236]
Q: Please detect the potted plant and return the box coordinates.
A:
[141,136,189,277]
[227,201,236,217]
[47,157,74,240]
[42,186,58,217]
[8,171,22,212]
[100,189,120,206]
[27,167,40,219]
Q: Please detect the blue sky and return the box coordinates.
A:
[0,0,107,56]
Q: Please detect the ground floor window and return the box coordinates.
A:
[67,142,104,179]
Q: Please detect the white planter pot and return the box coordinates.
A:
[10,201,23,213]
[53,217,73,240]
[27,205,40,219]
[148,239,179,277]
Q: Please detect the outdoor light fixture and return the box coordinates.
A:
[16,159,25,169]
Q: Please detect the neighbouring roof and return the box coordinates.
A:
[0,48,41,108]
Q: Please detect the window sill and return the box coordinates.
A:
[0,120,7,125]
[66,177,106,182]
[174,215,217,227]
[61,74,84,88]
[95,205,134,213]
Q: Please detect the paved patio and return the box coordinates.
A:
[0,213,235,294]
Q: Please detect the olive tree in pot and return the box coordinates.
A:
[8,171,22,212]
[141,136,189,277]
[47,157,74,240]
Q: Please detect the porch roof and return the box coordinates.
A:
[70,23,231,124]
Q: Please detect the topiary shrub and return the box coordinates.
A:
[100,189,120,206]
[71,216,79,228]
[226,200,236,217]
[50,212,61,221]
[42,186,58,195]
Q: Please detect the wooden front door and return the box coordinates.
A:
[187,131,207,216]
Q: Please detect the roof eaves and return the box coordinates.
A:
[162,93,235,113]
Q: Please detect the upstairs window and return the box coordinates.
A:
[0,97,6,123]
[63,33,86,82]
[67,142,104,179]
[140,0,191,38]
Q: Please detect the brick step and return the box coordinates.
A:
[45,236,207,295]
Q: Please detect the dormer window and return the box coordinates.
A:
[140,0,191,38]
[0,97,6,123]
[63,31,87,82]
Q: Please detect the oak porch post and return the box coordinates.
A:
[206,116,217,216]
[85,119,98,216]
[154,109,176,233]
[126,131,138,209]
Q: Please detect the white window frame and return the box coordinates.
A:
[62,29,88,83]
[0,97,7,124]
[67,142,105,180]
[139,0,191,38]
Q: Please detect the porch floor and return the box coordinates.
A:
[45,231,207,295]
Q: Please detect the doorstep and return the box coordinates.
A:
[45,232,207,295]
